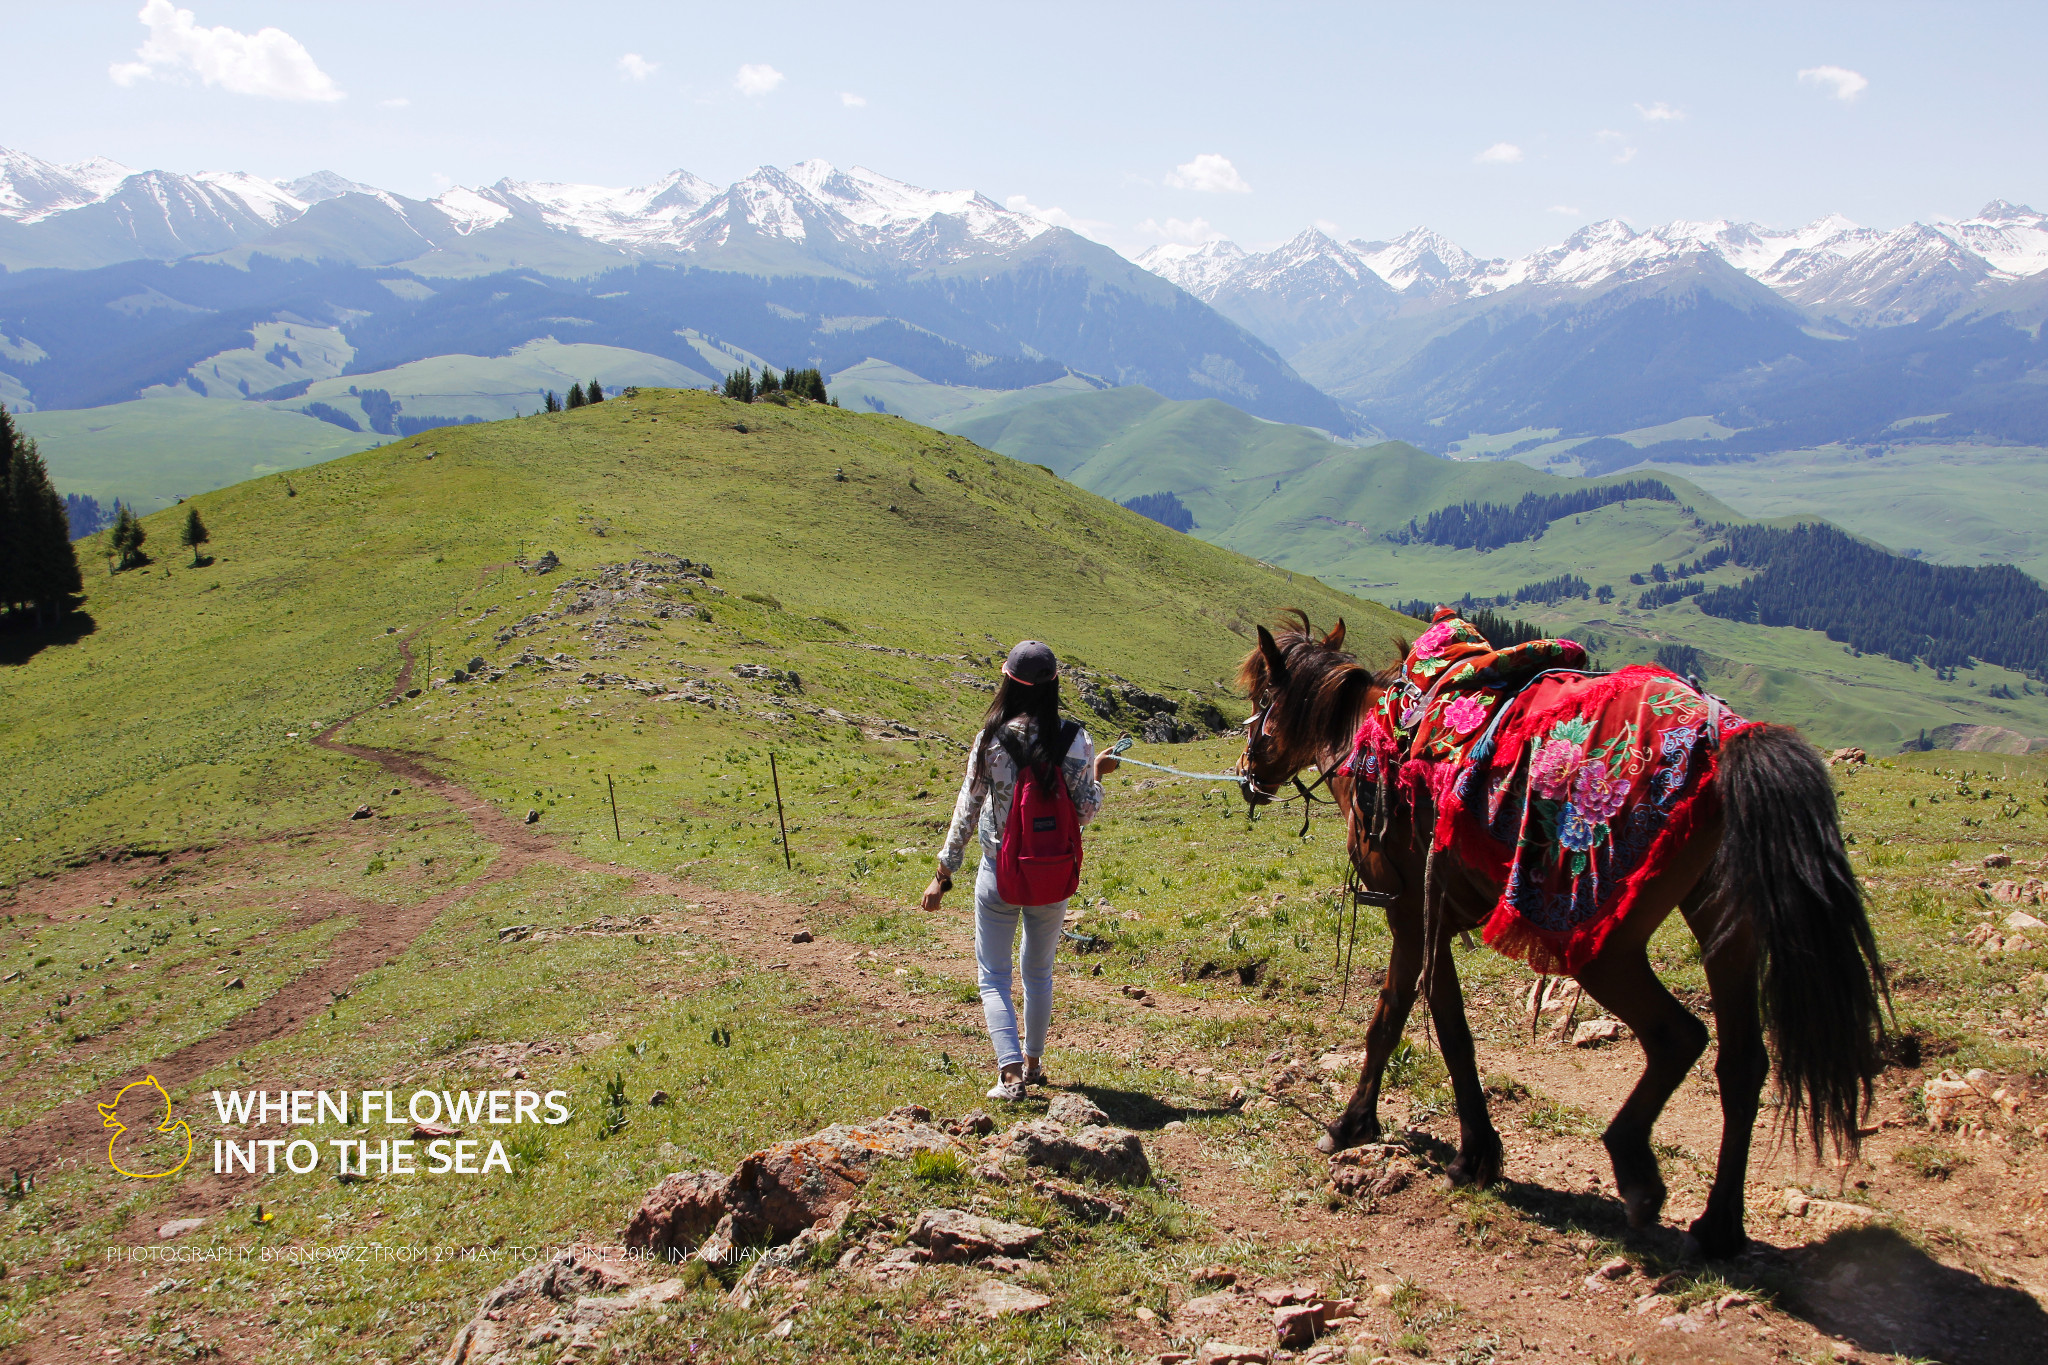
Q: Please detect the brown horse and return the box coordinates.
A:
[1235,611,1888,1257]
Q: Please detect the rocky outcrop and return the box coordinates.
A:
[994,1114,1152,1185]
[441,1250,681,1365]
[907,1207,1045,1262]
[620,1170,728,1260]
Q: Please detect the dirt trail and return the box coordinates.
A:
[9,636,2047,1364]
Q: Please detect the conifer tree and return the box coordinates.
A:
[758,367,782,395]
[566,382,586,409]
[587,380,605,404]
[722,369,756,402]
[181,506,210,566]
[110,504,148,571]
[0,406,83,627]
[543,390,562,414]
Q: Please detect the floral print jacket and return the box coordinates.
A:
[937,717,1104,876]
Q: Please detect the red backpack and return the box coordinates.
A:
[994,719,1084,906]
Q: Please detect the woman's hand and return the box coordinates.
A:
[919,871,949,912]
[1095,752,1121,779]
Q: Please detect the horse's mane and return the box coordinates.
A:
[1239,608,1404,753]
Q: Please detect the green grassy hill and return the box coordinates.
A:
[947,387,2048,753]
[3,388,1405,879]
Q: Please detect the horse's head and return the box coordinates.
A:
[1234,610,1360,807]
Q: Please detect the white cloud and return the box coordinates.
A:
[1596,130,1637,164]
[1006,194,1112,238]
[1548,204,1581,216]
[1135,215,1220,245]
[109,0,343,101]
[840,92,866,108]
[1314,218,1341,236]
[1634,101,1684,122]
[379,96,409,109]
[1163,154,1251,194]
[618,53,658,82]
[1799,65,1869,101]
[1474,142,1523,164]
[734,63,784,97]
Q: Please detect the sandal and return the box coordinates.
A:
[986,1077,1027,1103]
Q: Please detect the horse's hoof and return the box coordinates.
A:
[1446,1138,1503,1189]
[1685,1214,1748,1261]
[1621,1182,1667,1230]
[1316,1131,1336,1155]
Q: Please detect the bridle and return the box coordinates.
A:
[1237,692,1343,837]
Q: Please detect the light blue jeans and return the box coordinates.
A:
[973,860,1066,1070]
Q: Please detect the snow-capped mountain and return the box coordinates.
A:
[1142,201,2048,356]
[0,148,136,222]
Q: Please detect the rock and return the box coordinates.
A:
[1594,1256,1634,1281]
[1002,1118,1151,1185]
[1316,1050,1365,1075]
[909,1207,1045,1262]
[1256,1282,1324,1307]
[157,1217,205,1239]
[531,551,561,575]
[524,810,540,824]
[413,1122,461,1140]
[621,1171,729,1260]
[2006,910,2046,930]
[1782,1188,1811,1216]
[1985,853,2013,868]
[724,1115,956,1243]
[496,925,533,943]
[647,1091,671,1107]
[1572,1018,1625,1048]
[1192,1265,1239,1288]
[1829,747,1867,765]
[1198,1344,1271,1365]
[443,1250,675,1364]
[1992,881,2023,903]
[966,1279,1052,1319]
[1178,1291,1239,1319]
[1047,1093,1110,1128]
[225,976,244,990]
[791,929,814,943]
[1632,1293,1673,1317]
[1032,1176,1126,1221]
[467,656,486,674]
[351,805,374,820]
[954,1109,996,1137]
[1923,1075,1974,1129]
[1273,1302,1329,1348]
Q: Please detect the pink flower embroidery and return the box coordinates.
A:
[1414,621,1456,658]
[1572,759,1630,823]
[1443,694,1490,735]
[1529,739,1584,801]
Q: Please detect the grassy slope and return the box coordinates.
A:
[5,391,2046,1362]
[3,388,1403,880]
[950,388,2048,752]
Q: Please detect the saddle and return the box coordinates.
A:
[1344,607,1748,974]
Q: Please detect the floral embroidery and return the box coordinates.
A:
[1571,759,1630,823]
[1556,804,1601,852]
[1443,694,1491,735]
[1413,620,1456,658]
[1529,738,1583,800]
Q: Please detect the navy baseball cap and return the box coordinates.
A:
[1003,639,1058,684]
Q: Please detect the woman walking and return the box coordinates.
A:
[922,640,1119,1102]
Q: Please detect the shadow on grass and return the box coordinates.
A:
[0,610,96,666]
[1067,1083,1241,1132]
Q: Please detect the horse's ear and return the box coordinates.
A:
[1257,625,1289,683]
[1324,618,1346,652]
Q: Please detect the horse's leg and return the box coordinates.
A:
[1319,899,1424,1154]
[1685,880,1768,1258]
[1424,923,1503,1187]
[1573,933,1709,1231]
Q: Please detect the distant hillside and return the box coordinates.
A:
[949,387,2048,752]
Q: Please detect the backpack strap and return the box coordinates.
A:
[996,719,1084,785]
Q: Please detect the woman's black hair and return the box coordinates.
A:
[974,673,1065,779]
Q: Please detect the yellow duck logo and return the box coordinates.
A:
[98,1075,192,1179]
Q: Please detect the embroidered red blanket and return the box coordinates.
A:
[1350,609,1750,974]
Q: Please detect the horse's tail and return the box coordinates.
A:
[1714,723,1888,1155]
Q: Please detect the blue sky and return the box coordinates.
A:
[11,1,2047,258]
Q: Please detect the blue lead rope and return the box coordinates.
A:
[1103,734,1242,783]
